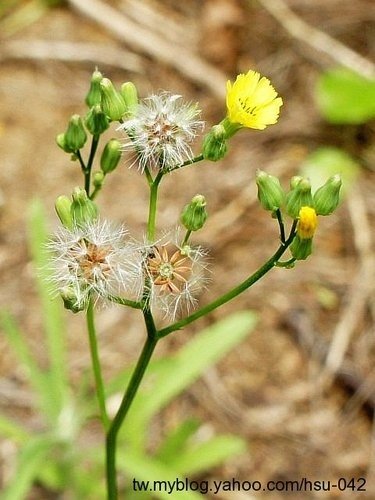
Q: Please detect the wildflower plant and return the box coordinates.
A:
[50,69,342,499]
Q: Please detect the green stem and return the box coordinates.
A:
[158,227,297,338]
[275,209,286,244]
[182,229,192,246]
[76,150,86,173]
[107,295,143,309]
[169,154,204,172]
[147,171,163,242]
[86,299,110,430]
[85,135,100,196]
[106,309,158,500]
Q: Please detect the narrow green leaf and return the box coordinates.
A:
[0,414,29,443]
[28,199,68,419]
[156,418,201,462]
[0,310,55,420]
[170,435,246,475]
[118,449,204,500]
[2,435,55,500]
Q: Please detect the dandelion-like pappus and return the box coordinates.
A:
[143,240,207,320]
[48,219,141,310]
[119,92,204,172]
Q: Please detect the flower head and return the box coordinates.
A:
[48,219,140,310]
[142,234,208,320]
[119,92,203,172]
[225,70,283,131]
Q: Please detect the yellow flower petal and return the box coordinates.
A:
[226,70,283,130]
[297,206,318,239]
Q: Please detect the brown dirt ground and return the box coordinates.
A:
[0,0,374,499]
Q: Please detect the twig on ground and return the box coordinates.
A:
[66,0,227,97]
[0,40,143,73]
[257,0,375,78]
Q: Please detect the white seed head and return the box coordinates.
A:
[119,92,204,172]
[47,219,142,309]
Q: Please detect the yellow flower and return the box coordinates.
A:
[226,70,283,131]
[297,206,318,239]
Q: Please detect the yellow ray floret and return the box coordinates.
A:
[226,70,283,130]
[297,206,318,239]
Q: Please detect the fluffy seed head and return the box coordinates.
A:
[119,92,204,172]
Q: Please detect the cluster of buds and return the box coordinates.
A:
[256,171,342,260]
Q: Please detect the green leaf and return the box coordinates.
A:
[122,311,256,449]
[0,414,29,443]
[169,434,246,475]
[28,200,68,421]
[118,449,204,500]
[156,418,201,462]
[316,68,375,124]
[301,146,360,195]
[0,310,55,421]
[2,435,55,500]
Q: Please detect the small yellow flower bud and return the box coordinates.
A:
[85,104,110,136]
[64,115,87,152]
[70,187,98,226]
[55,195,73,229]
[297,206,318,239]
[120,81,138,117]
[100,139,122,174]
[286,177,313,218]
[85,69,103,107]
[181,194,208,232]
[256,170,285,211]
[202,124,227,161]
[313,174,342,216]
[100,78,126,121]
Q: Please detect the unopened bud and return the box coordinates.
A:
[64,115,87,152]
[202,124,227,161]
[120,81,138,117]
[85,104,110,136]
[93,171,105,188]
[100,78,126,121]
[60,287,86,313]
[85,69,103,107]
[313,175,342,216]
[290,235,313,261]
[100,139,122,174]
[285,177,313,218]
[56,133,71,153]
[256,170,285,211]
[70,187,98,226]
[181,194,208,231]
[55,195,73,229]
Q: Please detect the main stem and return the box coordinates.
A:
[106,311,158,500]
[147,171,163,241]
[86,299,110,430]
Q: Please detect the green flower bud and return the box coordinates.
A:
[120,81,138,117]
[64,115,87,152]
[181,194,208,232]
[285,177,313,218]
[313,174,342,216]
[55,195,73,229]
[60,287,86,313]
[85,104,110,136]
[202,124,227,161]
[100,78,126,121]
[56,133,72,153]
[70,187,98,226]
[290,234,313,260]
[290,175,303,190]
[256,170,285,211]
[93,171,105,188]
[100,139,122,174]
[85,69,103,107]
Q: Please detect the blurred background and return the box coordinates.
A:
[0,0,374,498]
